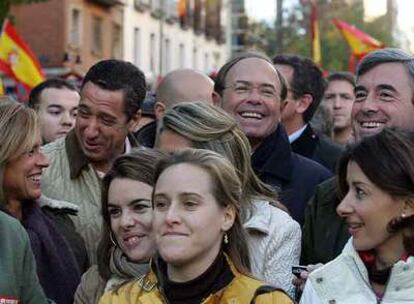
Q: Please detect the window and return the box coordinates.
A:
[150,33,156,74]
[164,38,171,73]
[151,0,160,11]
[204,52,209,72]
[179,43,185,68]
[166,0,178,19]
[70,9,81,48]
[92,16,103,55]
[133,27,141,66]
[112,24,122,59]
[192,47,198,69]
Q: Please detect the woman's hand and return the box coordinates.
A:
[292,263,323,292]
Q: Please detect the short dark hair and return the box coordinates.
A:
[326,71,355,87]
[28,78,78,110]
[272,54,326,122]
[337,128,414,252]
[81,59,147,120]
[214,51,288,102]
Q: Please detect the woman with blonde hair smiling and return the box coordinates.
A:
[154,101,301,296]
[100,149,293,303]
[0,98,87,304]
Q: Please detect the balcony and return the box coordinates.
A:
[87,0,121,8]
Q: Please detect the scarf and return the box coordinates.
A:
[22,200,81,304]
[109,246,150,279]
[155,251,234,304]
[359,250,412,285]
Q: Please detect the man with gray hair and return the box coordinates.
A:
[214,51,332,225]
[136,68,214,147]
[301,48,414,268]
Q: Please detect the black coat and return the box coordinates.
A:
[301,177,350,265]
[291,125,344,173]
[251,126,332,226]
[135,120,157,148]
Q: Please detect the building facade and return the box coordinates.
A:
[10,0,124,77]
[9,0,231,86]
[123,0,230,85]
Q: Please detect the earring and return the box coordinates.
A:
[401,213,407,218]
[224,233,229,244]
[110,231,117,247]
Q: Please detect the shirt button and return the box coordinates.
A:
[403,266,409,271]
[395,286,401,291]
[329,300,336,304]
[316,277,323,283]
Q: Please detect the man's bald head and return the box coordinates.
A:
[155,69,214,118]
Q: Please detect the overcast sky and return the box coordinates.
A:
[244,0,277,22]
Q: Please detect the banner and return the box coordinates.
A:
[311,2,321,64]
[333,19,384,59]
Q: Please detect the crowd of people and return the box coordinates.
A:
[0,46,413,304]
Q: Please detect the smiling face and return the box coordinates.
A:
[221,58,282,148]
[324,80,355,131]
[3,135,49,203]
[37,87,80,144]
[107,177,155,262]
[76,82,139,172]
[153,163,234,279]
[352,62,414,141]
[336,161,405,253]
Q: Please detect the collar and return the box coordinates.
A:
[243,200,272,235]
[65,130,140,179]
[65,130,89,179]
[251,125,294,184]
[124,136,132,154]
[289,124,308,143]
[37,194,79,212]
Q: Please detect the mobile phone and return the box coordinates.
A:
[292,265,307,277]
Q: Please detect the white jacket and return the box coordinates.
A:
[300,239,414,304]
[244,200,301,297]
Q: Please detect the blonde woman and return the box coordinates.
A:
[100,149,293,303]
[155,101,301,296]
[0,98,87,304]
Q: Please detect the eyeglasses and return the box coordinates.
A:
[224,82,279,101]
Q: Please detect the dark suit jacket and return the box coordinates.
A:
[301,177,350,265]
[134,120,156,148]
[291,125,344,173]
[251,126,332,226]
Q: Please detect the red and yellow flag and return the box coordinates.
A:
[310,2,321,64]
[333,19,384,59]
[0,19,45,91]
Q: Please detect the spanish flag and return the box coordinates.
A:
[333,19,384,59]
[310,2,321,65]
[0,19,45,91]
